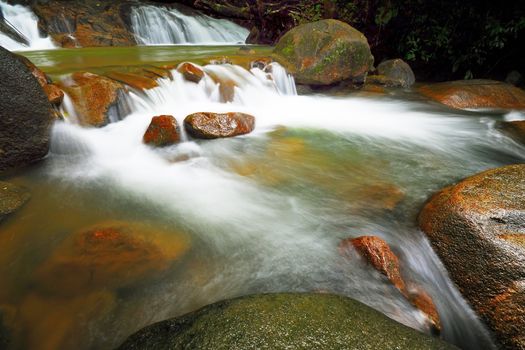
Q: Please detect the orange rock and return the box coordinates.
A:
[105,71,159,90]
[340,236,406,293]
[143,115,180,147]
[184,112,255,139]
[419,80,525,110]
[176,62,204,83]
[61,72,126,127]
[408,287,441,333]
[34,221,189,296]
[43,84,64,105]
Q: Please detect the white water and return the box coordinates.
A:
[130,5,249,45]
[0,0,55,51]
[48,62,522,349]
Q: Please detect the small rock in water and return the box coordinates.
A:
[143,115,181,147]
[0,182,30,222]
[377,59,416,88]
[184,112,255,139]
[176,62,205,83]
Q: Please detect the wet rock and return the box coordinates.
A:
[15,54,49,87]
[117,293,455,350]
[184,112,255,139]
[34,221,189,296]
[366,74,404,87]
[340,236,406,292]
[500,120,525,144]
[273,19,374,85]
[142,66,173,80]
[377,59,415,88]
[418,80,525,110]
[61,72,126,127]
[43,83,64,105]
[419,164,525,349]
[0,182,30,222]
[408,287,441,334]
[176,62,204,83]
[105,71,159,90]
[143,115,181,147]
[0,47,54,171]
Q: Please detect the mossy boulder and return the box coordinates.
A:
[272,19,374,85]
[419,164,525,349]
[118,293,456,350]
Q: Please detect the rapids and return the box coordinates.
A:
[3,50,524,350]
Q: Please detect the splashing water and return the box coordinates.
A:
[130,5,249,45]
[0,0,55,51]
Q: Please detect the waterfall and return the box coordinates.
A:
[130,5,249,45]
[0,0,55,51]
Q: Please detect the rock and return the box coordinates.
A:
[419,164,525,349]
[418,80,525,110]
[0,47,54,171]
[184,112,255,139]
[43,83,64,105]
[377,59,415,88]
[272,19,374,85]
[117,293,455,350]
[61,72,127,127]
[340,236,406,292]
[366,74,404,87]
[506,70,523,87]
[0,182,30,222]
[500,120,525,144]
[32,1,136,48]
[176,62,205,83]
[15,54,49,87]
[143,115,181,147]
[408,287,441,334]
[34,221,189,296]
[105,71,159,90]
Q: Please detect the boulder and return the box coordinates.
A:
[60,72,127,127]
[272,19,374,85]
[117,293,455,350]
[418,80,525,110]
[34,221,189,296]
[0,47,54,171]
[184,112,255,139]
[500,120,525,144]
[143,115,181,147]
[0,182,30,222]
[419,164,525,349]
[176,62,204,83]
[377,59,415,88]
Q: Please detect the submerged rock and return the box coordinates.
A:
[143,115,181,147]
[0,47,54,171]
[105,71,159,90]
[117,293,455,350]
[273,19,374,85]
[61,72,127,127]
[176,62,205,83]
[419,164,525,349]
[34,221,189,296]
[500,120,525,145]
[0,182,30,222]
[377,59,415,88]
[418,80,525,110]
[184,112,255,139]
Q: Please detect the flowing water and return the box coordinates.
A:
[130,5,249,45]
[0,0,55,51]
[2,46,525,350]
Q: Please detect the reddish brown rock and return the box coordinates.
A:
[419,164,525,349]
[340,236,406,292]
[34,221,189,296]
[500,120,525,144]
[60,72,126,127]
[105,71,159,90]
[408,287,441,334]
[43,84,64,105]
[143,115,181,147]
[418,80,525,110]
[184,112,255,139]
[176,62,205,83]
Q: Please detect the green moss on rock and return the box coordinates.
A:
[118,293,456,350]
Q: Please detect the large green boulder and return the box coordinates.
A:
[0,47,54,171]
[419,164,525,350]
[273,20,374,85]
[118,293,456,350]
